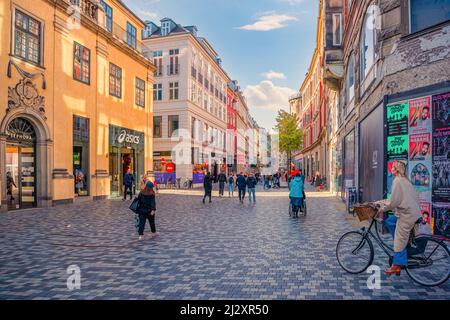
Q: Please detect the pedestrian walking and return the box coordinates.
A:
[137,181,157,241]
[289,172,305,216]
[236,172,247,204]
[228,173,235,197]
[247,173,257,204]
[123,168,135,200]
[6,172,17,203]
[218,171,227,197]
[314,171,322,191]
[203,172,213,204]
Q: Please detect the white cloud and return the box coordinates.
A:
[237,14,298,31]
[261,70,286,80]
[136,9,159,20]
[244,80,295,112]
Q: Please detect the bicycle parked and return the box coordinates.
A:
[336,203,450,287]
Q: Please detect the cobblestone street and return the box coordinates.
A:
[0,186,449,300]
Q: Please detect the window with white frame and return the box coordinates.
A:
[153,50,163,76]
[360,8,377,81]
[169,82,179,100]
[346,54,355,105]
[332,14,342,46]
[153,83,163,101]
[162,21,171,36]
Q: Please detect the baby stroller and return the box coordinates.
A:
[289,192,307,218]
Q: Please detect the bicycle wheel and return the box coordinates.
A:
[336,231,374,274]
[405,236,450,287]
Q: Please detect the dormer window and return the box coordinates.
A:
[162,21,171,36]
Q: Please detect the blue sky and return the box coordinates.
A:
[124,0,319,130]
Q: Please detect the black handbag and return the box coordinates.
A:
[129,194,140,213]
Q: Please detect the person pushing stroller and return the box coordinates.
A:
[289,172,305,217]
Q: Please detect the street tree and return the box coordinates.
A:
[275,110,303,179]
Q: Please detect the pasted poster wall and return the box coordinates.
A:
[386,93,450,239]
[431,93,450,239]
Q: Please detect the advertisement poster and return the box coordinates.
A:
[409,133,431,162]
[387,135,409,159]
[409,96,431,134]
[432,92,450,129]
[387,102,409,136]
[432,203,450,239]
[419,202,432,235]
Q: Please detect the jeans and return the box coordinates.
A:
[384,215,408,266]
[248,188,256,203]
[219,182,225,196]
[203,190,212,203]
[238,187,246,202]
[124,185,133,200]
[228,183,234,196]
[138,212,156,235]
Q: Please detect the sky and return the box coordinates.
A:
[124,0,319,130]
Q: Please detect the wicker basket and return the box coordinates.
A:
[353,204,377,221]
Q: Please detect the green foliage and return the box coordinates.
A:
[275,110,303,154]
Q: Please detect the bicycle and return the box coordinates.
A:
[336,203,450,287]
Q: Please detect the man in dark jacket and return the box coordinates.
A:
[203,172,213,204]
[236,172,247,204]
[247,173,257,204]
[218,171,227,197]
[123,168,135,200]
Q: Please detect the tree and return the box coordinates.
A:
[275,110,303,178]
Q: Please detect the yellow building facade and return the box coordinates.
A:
[0,0,155,211]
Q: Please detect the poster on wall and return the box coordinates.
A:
[409,96,431,134]
[432,203,450,239]
[387,135,409,160]
[419,202,432,235]
[432,93,450,202]
[387,102,409,136]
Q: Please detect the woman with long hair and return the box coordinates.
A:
[376,161,421,276]
[137,181,158,241]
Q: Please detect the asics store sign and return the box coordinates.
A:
[117,130,140,145]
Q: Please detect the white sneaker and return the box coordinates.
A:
[139,235,144,241]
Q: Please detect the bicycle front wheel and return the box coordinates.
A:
[336,231,374,274]
[406,237,450,287]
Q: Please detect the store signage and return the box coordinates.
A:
[166,163,175,173]
[6,130,34,142]
[117,129,140,145]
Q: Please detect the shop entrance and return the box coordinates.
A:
[5,118,36,210]
[109,146,136,197]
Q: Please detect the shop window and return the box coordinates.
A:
[73,42,90,84]
[109,63,122,98]
[410,0,450,33]
[135,77,145,107]
[168,115,179,137]
[73,116,90,197]
[13,10,42,65]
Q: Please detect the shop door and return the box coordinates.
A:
[6,144,36,210]
[109,146,136,197]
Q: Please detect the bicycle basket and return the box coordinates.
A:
[353,204,376,222]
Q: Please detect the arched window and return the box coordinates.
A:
[360,6,377,81]
[347,54,355,103]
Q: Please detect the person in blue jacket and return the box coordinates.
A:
[289,172,305,217]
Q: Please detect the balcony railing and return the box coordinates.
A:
[167,64,180,76]
[69,0,98,21]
